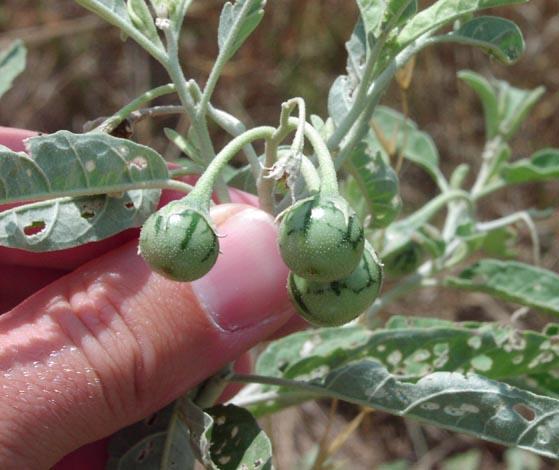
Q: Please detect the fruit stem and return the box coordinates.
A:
[287,117,339,197]
[186,126,277,211]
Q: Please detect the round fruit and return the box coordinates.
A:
[278,195,365,282]
[139,200,219,282]
[287,244,383,327]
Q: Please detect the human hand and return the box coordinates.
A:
[0,127,295,469]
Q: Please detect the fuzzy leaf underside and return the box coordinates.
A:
[244,317,559,458]
[218,0,266,62]
[445,259,559,316]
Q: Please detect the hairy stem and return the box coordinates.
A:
[188,126,276,210]
[195,0,254,121]
[91,84,177,133]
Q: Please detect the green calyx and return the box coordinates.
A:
[278,194,365,282]
[139,199,219,282]
[288,243,383,327]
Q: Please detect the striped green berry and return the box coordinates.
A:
[279,195,364,282]
[288,243,383,327]
[139,200,219,282]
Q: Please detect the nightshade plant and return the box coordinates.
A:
[2,0,559,467]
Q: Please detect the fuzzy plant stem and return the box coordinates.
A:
[332,34,436,170]
[195,0,255,121]
[91,84,177,133]
[162,23,230,203]
[187,126,277,210]
[287,117,338,196]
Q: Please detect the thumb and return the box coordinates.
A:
[0,204,293,469]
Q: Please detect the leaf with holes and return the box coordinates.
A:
[0,40,26,99]
[256,317,559,383]
[184,400,272,470]
[245,317,559,419]
[346,142,401,228]
[0,190,159,252]
[251,358,559,459]
[440,17,524,65]
[394,0,528,51]
[218,0,266,62]
[446,259,559,317]
[501,149,559,185]
[0,131,169,205]
[106,402,196,470]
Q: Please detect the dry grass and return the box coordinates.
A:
[1,0,559,468]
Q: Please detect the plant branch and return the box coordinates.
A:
[334,35,435,170]
[195,0,254,121]
[188,126,276,210]
[90,84,177,133]
[477,211,541,266]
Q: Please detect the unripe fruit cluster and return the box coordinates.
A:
[279,194,383,327]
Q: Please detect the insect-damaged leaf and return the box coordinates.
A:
[184,400,272,470]
[0,131,168,251]
[0,131,169,205]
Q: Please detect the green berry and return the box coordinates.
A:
[139,200,219,282]
[287,244,383,327]
[279,195,365,282]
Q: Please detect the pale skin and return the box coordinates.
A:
[0,127,299,469]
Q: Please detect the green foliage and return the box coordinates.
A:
[0,131,167,251]
[459,70,545,140]
[502,148,559,185]
[4,0,559,465]
[395,0,528,51]
[446,259,559,317]
[443,16,525,65]
[346,143,401,228]
[218,0,266,62]
[369,106,446,189]
[183,400,272,470]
